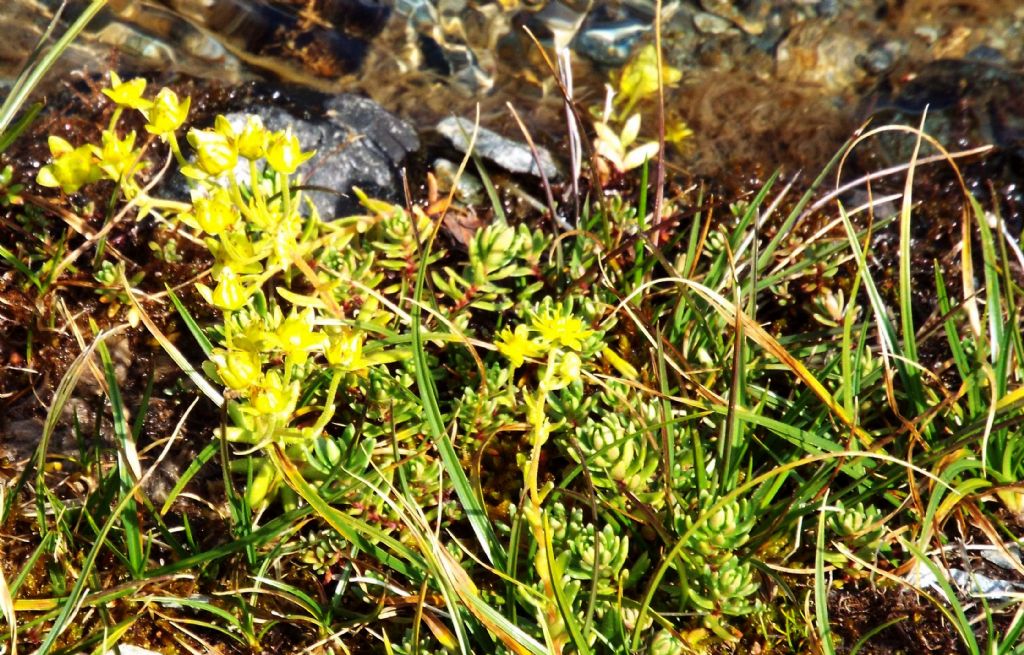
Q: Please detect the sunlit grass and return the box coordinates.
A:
[1,10,1023,655]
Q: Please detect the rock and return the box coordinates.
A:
[693,12,737,36]
[221,93,419,219]
[775,21,871,94]
[816,0,840,19]
[436,116,560,180]
[433,158,485,206]
[856,40,907,76]
[574,14,650,66]
[324,94,421,166]
[699,0,769,36]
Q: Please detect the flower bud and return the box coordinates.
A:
[203,267,251,311]
[193,188,238,235]
[187,126,237,176]
[145,87,190,135]
[236,115,267,160]
[265,127,314,174]
[245,459,277,508]
[211,348,261,390]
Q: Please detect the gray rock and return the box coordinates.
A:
[325,94,420,164]
[223,94,419,219]
[574,17,650,66]
[433,158,484,205]
[857,40,906,76]
[776,21,870,93]
[436,116,560,180]
[693,11,737,36]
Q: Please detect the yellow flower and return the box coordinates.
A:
[233,317,275,353]
[210,348,261,390]
[36,136,101,194]
[251,370,298,416]
[617,44,682,114]
[193,188,238,235]
[236,115,267,160]
[208,231,264,276]
[197,266,252,311]
[92,129,139,181]
[495,324,545,369]
[265,127,314,174]
[187,118,238,176]
[144,87,190,135]
[530,308,594,352]
[102,72,150,110]
[665,117,694,147]
[275,309,326,364]
[325,328,367,371]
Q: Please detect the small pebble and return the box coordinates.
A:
[693,11,736,35]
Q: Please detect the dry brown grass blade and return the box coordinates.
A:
[507,102,561,232]
[0,563,15,655]
[520,26,607,217]
[49,149,185,284]
[651,0,667,246]
[119,266,224,407]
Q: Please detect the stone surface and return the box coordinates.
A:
[222,93,420,218]
[573,14,649,66]
[693,12,736,36]
[775,21,871,94]
[436,116,560,180]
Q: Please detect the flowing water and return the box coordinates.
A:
[4,1,1024,184]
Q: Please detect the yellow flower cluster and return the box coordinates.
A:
[494,302,596,374]
[37,72,189,195]
[36,71,415,510]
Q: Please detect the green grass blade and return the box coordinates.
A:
[160,441,218,516]
[934,264,980,415]
[0,0,107,138]
[0,101,41,155]
[96,337,145,578]
[410,220,505,569]
[122,271,221,406]
[543,520,593,655]
[814,493,836,655]
[901,539,981,654]
[270,445,423,578]
[142,596,249,644]
[897,123,923,368]
[34,474,144,655]
[0,244,43,291]
[849,616,907,655]
[472,154,506,225]
[970,193,1004,364]
[757,143,849,269]
[167,284,215,357]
